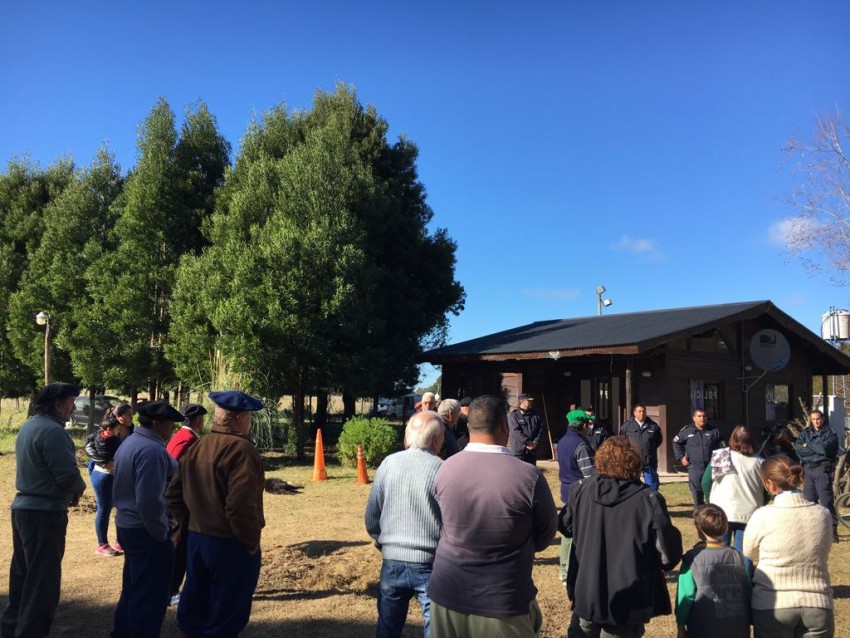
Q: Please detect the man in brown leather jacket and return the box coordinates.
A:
[166,390,265,638]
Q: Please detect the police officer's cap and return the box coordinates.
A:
[34,382,79,405]
[518,393,533,402]
[459,396,472,407]
[566,409,589,426]
[180,403,208,419]
[136,401,184,422]
[208,390,264,412]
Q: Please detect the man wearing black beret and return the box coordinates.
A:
[1,383,85,638]
[111,400,184,638]
[166,390,265,637]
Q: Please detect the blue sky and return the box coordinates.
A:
[2,2,849,384]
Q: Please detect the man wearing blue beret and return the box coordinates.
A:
[112,400,184,638]
[166,390,265,637]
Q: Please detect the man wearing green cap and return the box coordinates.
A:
[1,383,85,638]
[555,409,595,585]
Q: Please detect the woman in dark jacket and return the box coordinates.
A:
[561,436,683,637]
[87,409,125,556]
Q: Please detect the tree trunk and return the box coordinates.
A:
[342,391,356,421]
[294,369,308,460]
[314,391,328,438]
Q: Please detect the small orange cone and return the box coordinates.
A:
[355,444,370,485]
[311,429,328,482]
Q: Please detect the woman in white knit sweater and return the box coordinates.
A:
[743,455,834,638]
[703,425,764,552]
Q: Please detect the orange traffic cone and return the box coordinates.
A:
[355,444,370,485]
[311,429,328,482]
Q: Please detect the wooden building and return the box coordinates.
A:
[420,301,850,470]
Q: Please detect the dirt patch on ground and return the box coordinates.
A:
[259,541,378,598]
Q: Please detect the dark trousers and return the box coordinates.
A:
[171,518,190,596]
[514,452,537,466]
[178,532,261,638]
[803,464,837,520]
[688,464,707,506]
[1,510,68,638]
[111,527,174,638]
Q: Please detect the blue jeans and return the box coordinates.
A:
[642,468,659,491]
[90,470,114,545]
[377,559,432,638]
[722,521,746,553]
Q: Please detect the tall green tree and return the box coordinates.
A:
[169,85,464,456]
[0,158,75,395]
[6,149,124,390]
[88,99,229,397]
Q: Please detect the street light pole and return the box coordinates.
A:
[596,285,613,316]
[35,311,51,385]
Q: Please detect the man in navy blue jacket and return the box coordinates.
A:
[556,409,595,585]
[620,404,662,490]
[795,409,840,542]
[673,409,722,507]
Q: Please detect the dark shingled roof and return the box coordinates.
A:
[421,300,850,371]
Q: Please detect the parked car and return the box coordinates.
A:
[376,398,390,415]
[68,395,119,430]
[384,394,422,420]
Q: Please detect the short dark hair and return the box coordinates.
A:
[728,425,754,456]
[595,436,641,481]
[468,395,507,435]
[693,504,728,539]
[810,409,824,418]
[633,403,646,411]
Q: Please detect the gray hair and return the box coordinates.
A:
[404,410,445,449]
[437,398,460,418]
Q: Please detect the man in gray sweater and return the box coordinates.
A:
[428,395,558,637]
[365,410,445,638]
[1,383,86,638]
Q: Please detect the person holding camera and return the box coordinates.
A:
[794,409,839,542]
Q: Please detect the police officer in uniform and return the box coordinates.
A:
[619,404,662,490]
[507,393,543,465]
[673,409,722,506]
[795,409,839,542]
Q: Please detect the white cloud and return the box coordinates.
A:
[612,235,661,258]
[768,217,821,249]
[521,287,580,301]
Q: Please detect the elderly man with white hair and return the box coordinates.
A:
[365,411,445,638]
[437,398,461,459]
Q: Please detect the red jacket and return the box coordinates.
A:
[167,427,199,461]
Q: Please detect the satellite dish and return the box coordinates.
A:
[749,329,791,371]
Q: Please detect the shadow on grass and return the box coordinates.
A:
[47,597,386,637]
[289,539,371,557]
[834,585,850,599]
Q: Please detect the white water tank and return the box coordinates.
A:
[821,309,850,341]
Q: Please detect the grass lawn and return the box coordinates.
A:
[0,450,845,636]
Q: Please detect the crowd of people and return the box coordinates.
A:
[367,396,839,638]
[1,382,840,637]
[2,382,267,638]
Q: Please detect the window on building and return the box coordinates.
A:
[690,379,723,420]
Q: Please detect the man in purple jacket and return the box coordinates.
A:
[427,395,557,637]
